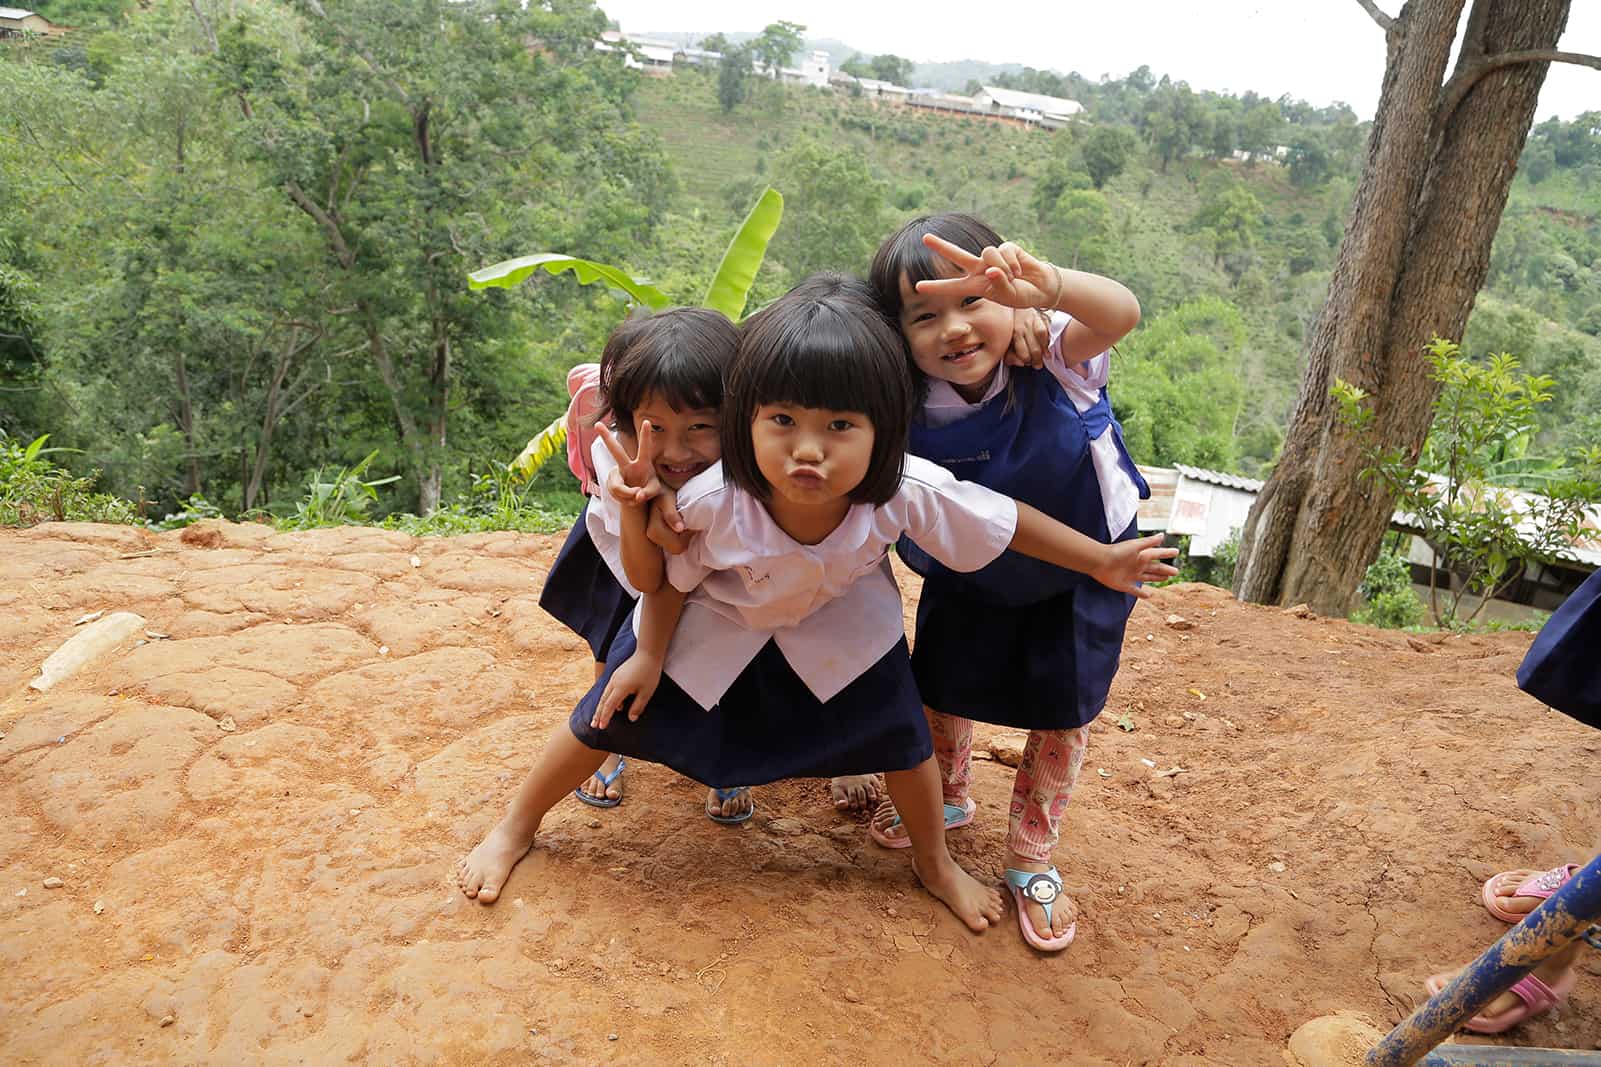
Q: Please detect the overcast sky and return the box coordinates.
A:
[599,0,1601,121]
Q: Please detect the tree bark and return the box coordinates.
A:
[1234,0,1573,614]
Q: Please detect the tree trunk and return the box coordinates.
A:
[1234,0,1571,614]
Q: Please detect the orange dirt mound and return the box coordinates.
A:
[1,522,1594,1064]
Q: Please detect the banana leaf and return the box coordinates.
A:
[468,254,670,309]
[509,414,568,483]
[702,186,783,321]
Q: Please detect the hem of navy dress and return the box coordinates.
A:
[1516,568,1601,729]
[909,519,1139,731]
[538,505,637,661]
[569,627,933,787]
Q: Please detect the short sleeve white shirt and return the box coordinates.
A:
[654,455,1018,709]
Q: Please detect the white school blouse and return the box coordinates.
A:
[921,311,1141,539]
[582,436,641,599]
[654,455,1018,710]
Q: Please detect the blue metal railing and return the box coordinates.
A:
[1366,853,1601,1066]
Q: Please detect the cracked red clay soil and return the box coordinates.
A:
[1,521,1595,1065]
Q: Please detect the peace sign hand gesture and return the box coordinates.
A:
[596,421,663,509]
[913,233,1062,312]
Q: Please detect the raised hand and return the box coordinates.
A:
[1090,534,1180,599]
[914,233,1061,311]
[591,651,663,729]
[596,421,662,508]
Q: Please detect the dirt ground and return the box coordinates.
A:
[2,520,1597,1066]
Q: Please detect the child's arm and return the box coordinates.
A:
[591,585,686,729]
[1009,504,1176,598]
[899,457,1177,598]
[917,234,1139,366]
[596,423,669,593]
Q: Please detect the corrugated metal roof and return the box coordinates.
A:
[1172,464,1264,493]
[0,8,39,18]
[977,85,1084,116]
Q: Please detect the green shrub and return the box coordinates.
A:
[1351,553,1425,629]
[0,434,139,527]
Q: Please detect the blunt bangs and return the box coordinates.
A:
[723,273,912,506]
[599,307,737,431]
[868,213,1005,321]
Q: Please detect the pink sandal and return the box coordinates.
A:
[1005,866,1076,951]
[867,797,975,849]
[1481,864,1580,923]
[1424,968,1577,1034]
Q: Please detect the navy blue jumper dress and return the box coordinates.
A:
[1517,567,1601,730]
[538,502,637,662]
[900,366,1150,730]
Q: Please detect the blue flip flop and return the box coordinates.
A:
[574,757,626,808]
[706,786,754,825]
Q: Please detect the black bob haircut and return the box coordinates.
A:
[598,306,738,434]
[868,213,1004,323]
[721,273,913,507]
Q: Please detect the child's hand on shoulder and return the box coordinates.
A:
[1091,533,1180,598]
[597,421,663,509]
[916,233,1062,313]
[646,490,693,555]
[1007,308,1052,369]
[592,650,663,729]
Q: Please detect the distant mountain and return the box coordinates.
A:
[631,31,1024,92]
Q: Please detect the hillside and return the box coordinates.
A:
[2,521,1595,1062]
[633,70,1601,476]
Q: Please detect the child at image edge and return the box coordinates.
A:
[458,273,1177,932]
[868,213,1149,951]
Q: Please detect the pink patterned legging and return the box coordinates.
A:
[929,710,1088,863]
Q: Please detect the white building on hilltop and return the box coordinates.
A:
[595,30,675,75]
[973,85,1084,128]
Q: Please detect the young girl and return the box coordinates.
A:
[866,214,1148,952]
[458,273,1177,932]
[537,306,755,822]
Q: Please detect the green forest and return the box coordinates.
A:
[4,0,1600,531]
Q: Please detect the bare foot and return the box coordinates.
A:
[577,753,626,806]
[829,773,884,811]
[456,817,537,904]
[911,853,1004,932]
[1008,855,1077,940]
[706,786,753,823]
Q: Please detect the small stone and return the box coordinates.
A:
[1285,603,1315,619]
[218,716,237,733]
[42,877,63,889]
[551,957,567,971]
[14,888,25,897]
[586,818,601,829]
[1165,715,1185,728]
[409,555,421,568]
[145,630,170,640]
[1164,613,1195,631]
[378,646,390,656]
[1096,768,1111,778]
[766,817,808,836]
[93,899,105,914]
[607,1033,619,1042]
[843,987,862,1003]
[1406,636,1435,654]
[989,736,1025,766]
[885,907,897,918]
[658,962,670,976]
[1268,861,1287,873]
[1145,633,1154,641]
[159,1015,175,1027]
[513,898,525,908]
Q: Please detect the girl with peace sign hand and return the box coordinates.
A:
[868,214,1151,952]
